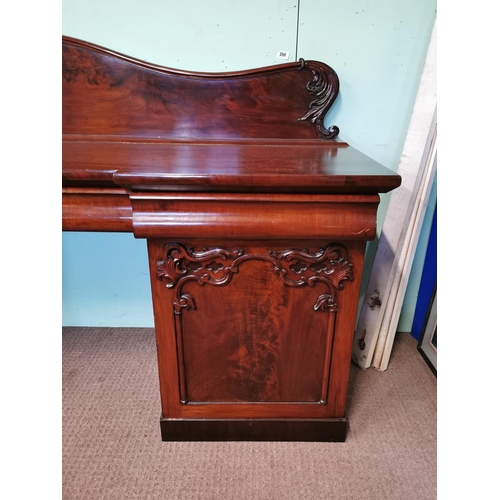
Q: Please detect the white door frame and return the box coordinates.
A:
[351,20,437,371]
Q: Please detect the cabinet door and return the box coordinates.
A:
[148,239,365,419]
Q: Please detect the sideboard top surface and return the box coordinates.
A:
[62,140,401,194]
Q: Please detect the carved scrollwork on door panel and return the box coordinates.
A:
[269,244,353,312]
[156,242,353,314]
[156,243,243,314]
[156,243,243,287]
[269,245,353,289]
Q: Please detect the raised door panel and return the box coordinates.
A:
[181,259,331,403]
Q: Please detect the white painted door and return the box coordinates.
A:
[351,21,437,371]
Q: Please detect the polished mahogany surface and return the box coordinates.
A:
[62,36,401,441]
[62,140,400,194]
[63,36,341,141]
[62,35,400,197]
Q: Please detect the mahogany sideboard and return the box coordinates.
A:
[62,36,401,442]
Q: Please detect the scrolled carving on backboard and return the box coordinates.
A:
[156,242,353,314]
[298,58,340,140]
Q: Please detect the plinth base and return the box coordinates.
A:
[160,417,348,442]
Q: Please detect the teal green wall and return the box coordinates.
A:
[62,0,436,327]
[62,0,300,71]
[62,233,152,327]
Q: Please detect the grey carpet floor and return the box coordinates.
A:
[62,328,436,500]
